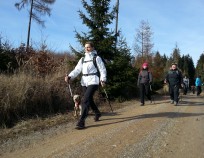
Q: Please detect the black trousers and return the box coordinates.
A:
[169,85,179,102]
[139,83,151,104]
[196,86,202,96]
[79,85,100,122]
[183,84,188,95]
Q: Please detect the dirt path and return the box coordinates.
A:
[1,93,204,158]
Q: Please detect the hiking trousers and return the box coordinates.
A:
[139,83,151,104]
[79,85,100,122]
[169,85,179,102]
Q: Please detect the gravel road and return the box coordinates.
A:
[1,93,204,158]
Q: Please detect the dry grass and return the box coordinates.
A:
[0,98,129,144]
[0,112,72,142]
[0,65,74,127]
[0,64,124,129]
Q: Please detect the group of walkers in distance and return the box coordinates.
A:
[136,61,202,106]
[65,41,203,130]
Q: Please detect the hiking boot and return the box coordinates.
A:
[170,100,174,104]
[75,121,85,129]
[140,103,144,106]
[94,113,101,122]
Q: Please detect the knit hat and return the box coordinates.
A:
[142,62,148,67]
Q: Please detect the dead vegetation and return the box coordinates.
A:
[0,48,76,128]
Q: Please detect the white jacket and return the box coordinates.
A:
[68,51,107,87]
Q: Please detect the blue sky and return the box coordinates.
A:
[0,0,204,65]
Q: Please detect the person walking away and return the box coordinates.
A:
[195,75,202,96]
[137,62,153,106]
[164,63,183,106]
[65,41,107,129]
[183,75,189,95]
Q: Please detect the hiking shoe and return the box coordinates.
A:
[94,114,101,122]
[75,121,85,129]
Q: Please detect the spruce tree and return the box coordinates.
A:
[186,55,196,86]
[153,51,165,77]
[108,35,137,100]
[75,0,116,60]
[180,54,195,86]
[71,0,138,100]
[196,53,204,80]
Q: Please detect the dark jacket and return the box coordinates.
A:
[137,69,153,85]
[166,69,183,86]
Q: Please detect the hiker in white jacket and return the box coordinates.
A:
[65,41,107,129]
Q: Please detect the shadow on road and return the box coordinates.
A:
[179,101,204,106]
[88,111,204,128]
[87,94,204,128]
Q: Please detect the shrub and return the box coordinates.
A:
[0,70,74,127]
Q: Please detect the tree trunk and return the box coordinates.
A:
[115,0,119,50]
[26,0,34,51]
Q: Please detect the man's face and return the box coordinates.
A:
[85,44,93,53]
[172,64,177,70]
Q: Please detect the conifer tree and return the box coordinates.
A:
[108,35,137,100]
[153,51,165,79]
[186,55,196,86]
[72,0,138,100]
[167,45,181,70]
[180,54,195,86]
[75,0,116,60]
[172,46,181,64]
[196,53,204,80]
[134,20,154,63]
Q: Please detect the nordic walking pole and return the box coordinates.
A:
[68,83,73,97]
[103,88,113,112]
[65,75,78,118]
[150,84,155,104]
[65,74,73,97]
[67,82,79,118]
